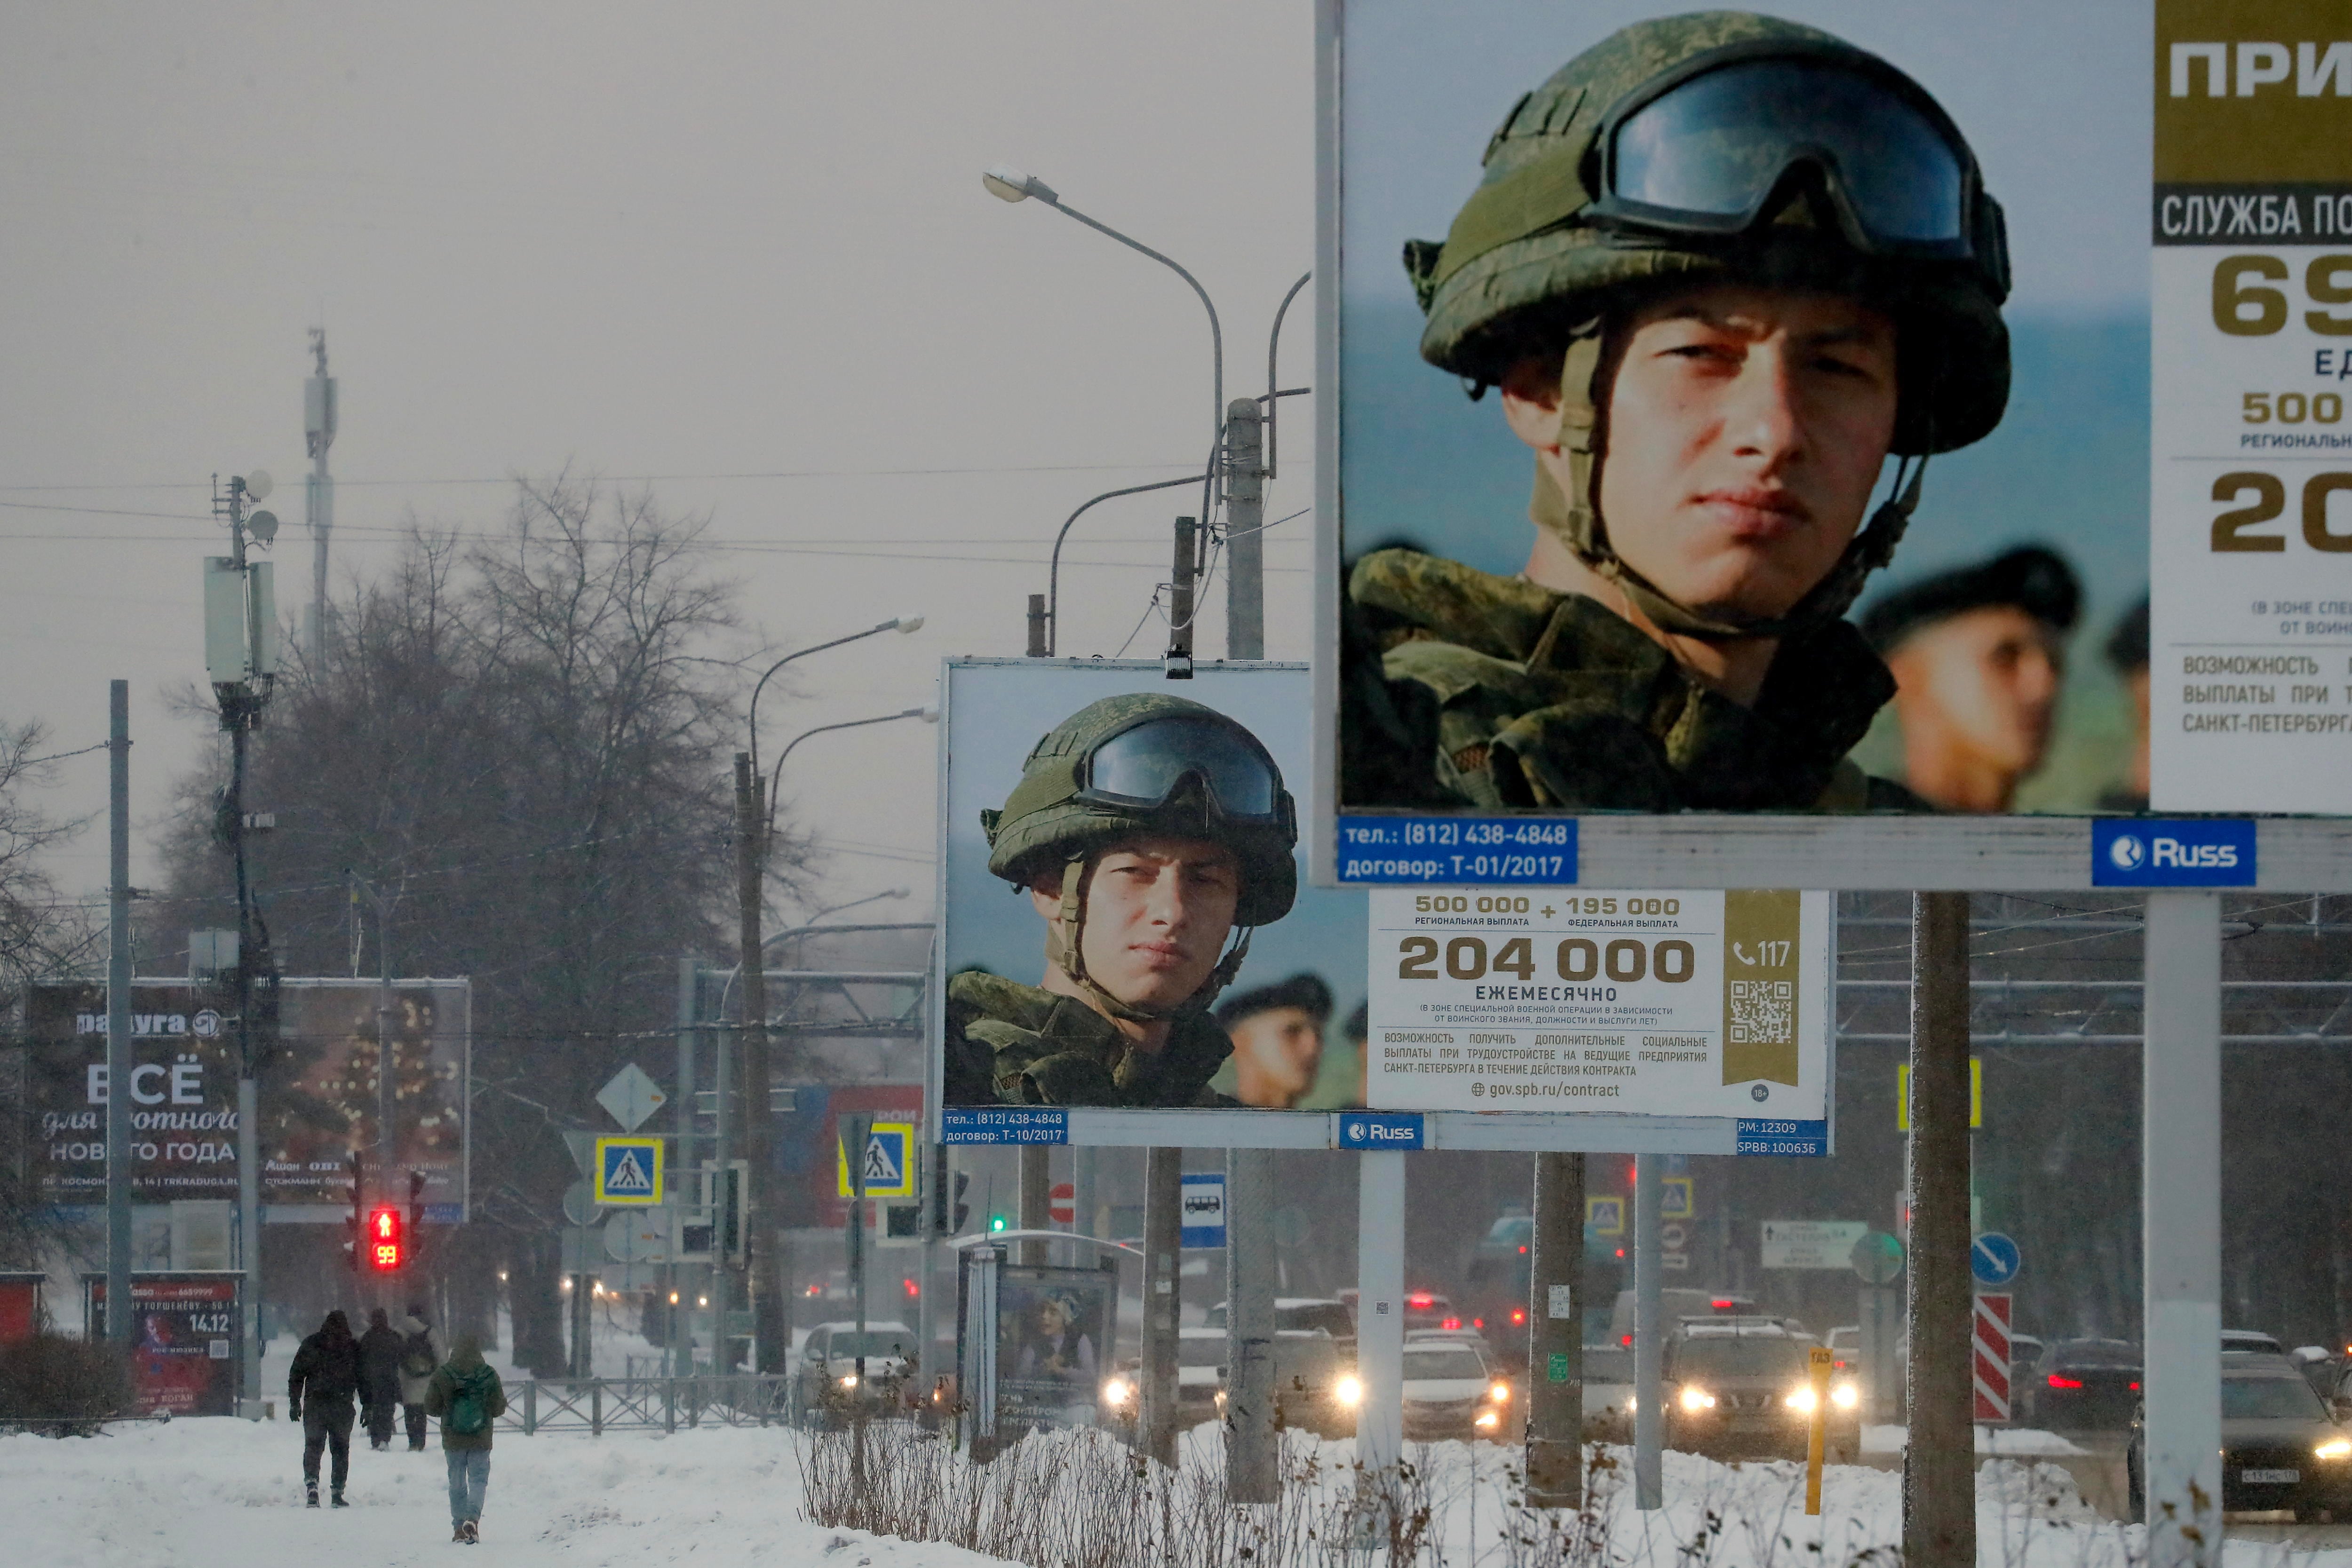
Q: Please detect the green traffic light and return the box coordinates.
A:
[988,1214,1007,1233]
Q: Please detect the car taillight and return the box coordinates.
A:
[2130,1381,2141,1391]
[1408,1294,1433,1308]
[1510,1309,1526,1325]
[2047,1374,2084,1389]
[1621,1334,1633,1346]
[1711,1299,1735,1311]
[1442,1317,1461,1330]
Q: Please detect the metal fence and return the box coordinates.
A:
[497,1373,793,1435]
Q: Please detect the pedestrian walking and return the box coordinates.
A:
[424,1334,508,1544]
[397,1306,438,1452]
[287,1309,362,1508]
[358,1307,406,1450]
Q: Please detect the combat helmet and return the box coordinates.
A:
[1402,10,2011,641]
[982,693,1297,1017]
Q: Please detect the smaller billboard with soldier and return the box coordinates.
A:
[934,661,1368,1144]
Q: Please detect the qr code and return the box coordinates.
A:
[1728,980,1794,1045]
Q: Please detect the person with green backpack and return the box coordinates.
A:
[423,1335,508,1544]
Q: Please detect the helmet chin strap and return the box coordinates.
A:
[1536,328,1929,643]
[1048,852,1254,1024]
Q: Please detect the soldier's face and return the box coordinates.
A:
[1227,1005,1324,1108]
[1886,605,2066,792]
[1030,836,1240,1011]
[1509,283,1899,621]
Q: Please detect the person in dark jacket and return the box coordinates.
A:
[396,1307,438,1452]
[288,1309,361,1507]
[357,1307,407,1450]
[424,1334,509,1544]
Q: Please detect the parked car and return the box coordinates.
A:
[1662,1319,1858,1463]
[1338,1288,1462,1335]
[2021,1338,2141,1433]
[2130,1363,2352,1522]
[1582,1342,1635,1430]
[2223,1329,2288,1360]
[1202,1298,1359,1354]
[1211,1328,1362,1439]
[1400,1340,1512,1440]
[787,1321,917,1428]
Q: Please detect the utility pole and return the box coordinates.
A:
[672,954,698,1378]
[1137,1147,1183,1467]
[103,681,131,1346]
[205,472,279,1406]
[1017,1147,1049,1268]
[1224,1145,1276,1501]
[1165,517,1197,678]
[731,753,785,1370]
[1632,1154,1664,1509]
[1905,893,1975,1568]
[1525,1151,1584,1507]
[1223,399,1264,660]
[303,332,336,669]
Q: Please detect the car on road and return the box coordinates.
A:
[1400,1340,1512,1441]
[1202,1297,1359,1355]
[1662,1320,1858,1463]
[1609,1290,1763,1346]
[1209,1328,1363,1439]
[2130,1362,2352,1522]
[2223,1330,2288,1360]
[2020,1338,2141,1433]
[787,1320,917,1428]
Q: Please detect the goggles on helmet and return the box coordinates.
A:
[1075,715,1286,824]
[1586,41,2006,292]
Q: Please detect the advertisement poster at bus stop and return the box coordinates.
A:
[84,1273,242,1417]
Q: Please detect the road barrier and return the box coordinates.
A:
[497,1373,793,1435]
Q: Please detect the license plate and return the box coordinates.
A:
[2241,1468,2300,1485]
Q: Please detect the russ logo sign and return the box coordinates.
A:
[2092,819,2257,887]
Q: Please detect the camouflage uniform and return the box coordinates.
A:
[1343,10,2011,814]
[944,693,1298,1109]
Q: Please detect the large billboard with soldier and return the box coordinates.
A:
[1317,2,2242,879]
[933,661,1368,1140]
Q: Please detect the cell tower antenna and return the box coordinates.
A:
[303,331,338,667]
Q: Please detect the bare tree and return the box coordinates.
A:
[154,476,792,1370]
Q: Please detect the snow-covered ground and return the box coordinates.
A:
[1,1412,2320,1568]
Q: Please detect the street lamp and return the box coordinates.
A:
[747,616,922,782]
[981,164,1222,448]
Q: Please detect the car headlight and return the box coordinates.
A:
[1489,1381,1512,1405]
[1474,1410,1500,1430]
[1831,1382,1860,1410]
[1101,1377,1132,1408]
[1678,1386,1716,1413]
[2317,1437,2352,1461]
[839,1374,859,1389]
[1335,1375,1364,1409]
[1786,1386,1819,1413]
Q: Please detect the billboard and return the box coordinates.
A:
[27,979,470,1216]
[933,661,1368,1148]
[1313,0,2352,887]
[84,1273,242,1417]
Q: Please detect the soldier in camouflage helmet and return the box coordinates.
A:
[1343,11,2012,813]
[945,693,1298,1108]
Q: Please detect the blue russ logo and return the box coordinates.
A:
[2091,819,2255,887]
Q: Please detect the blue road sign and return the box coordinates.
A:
[1180,1172,1227,1249]
[1337,1113,1425,1150]
[593,1136,664,1206]
[1971,1231,2022,1288]
[2091,819,2255,887]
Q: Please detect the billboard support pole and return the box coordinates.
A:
[1017,1146,1050,1268]
[104,680,131,1346]
[1138,1147,1182,1467]
[1632,1153,1663,1509]
[1224,1145,1277,1501]
[1353,1149,1405,1540]
[1905,892,1974,1568]
[2143,891,2222,1568]
[1526,1150,1584,1508]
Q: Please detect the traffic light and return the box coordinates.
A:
[953,1172,971,1235]
[988,1211,1007,1234]
[366,1204,405,1272]
[408,1170,427,1232]
[342,1153,365,1273]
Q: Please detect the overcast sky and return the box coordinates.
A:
[1,2,1318,925]
[3,0,2145,935]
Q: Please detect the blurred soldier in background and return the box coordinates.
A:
[1344,11,2010,812]
[1859,545,2079,812]
[1216,972,1333,1109]
[945,694,1297,1108]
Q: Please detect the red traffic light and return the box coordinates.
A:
[366,1205,405,1271]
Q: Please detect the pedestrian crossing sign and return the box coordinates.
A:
[835,1121,916,1199]
[594,1136,665,1206]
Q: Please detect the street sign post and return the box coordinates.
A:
[596,1063,668,1134]
[835,1121,917,1200]
[1179,1173,1227,1249]
[1049,1182,1074,1226]
[1970,1233,2022,1289]
[1761,1220,1869,1270]
[1851,1230,1905,1286]
[1973,1292,2013,1423]
[592,1136,665,1207]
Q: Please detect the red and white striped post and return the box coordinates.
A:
[1972,1291,2012,1423]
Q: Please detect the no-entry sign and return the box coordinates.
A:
[1049,1182,1074,1226]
